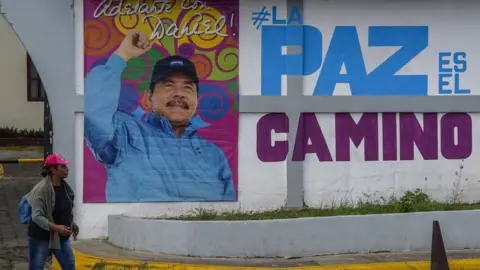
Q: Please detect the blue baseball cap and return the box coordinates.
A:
[149,55,199,91]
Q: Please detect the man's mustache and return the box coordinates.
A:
[166,99,189,109]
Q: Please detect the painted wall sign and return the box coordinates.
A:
[251,3,476,96]
[257,113,473,162]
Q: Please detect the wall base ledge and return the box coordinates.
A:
[108,210,480,257]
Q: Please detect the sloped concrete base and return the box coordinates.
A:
[108,210,480,258]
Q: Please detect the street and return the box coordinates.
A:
[0,148,43,269]
[0,176,39,269]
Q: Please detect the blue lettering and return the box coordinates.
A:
[438,52,452,73]
[439,73,452,94]
[453,52,467,73]
[454,73,470,94]
[288,6,303,25]
[261,25,322,96]
[437,52,469,95]
[261,25,428,96]
[314,26,368,96]
[272,6,287,25]
[366,26,428,95]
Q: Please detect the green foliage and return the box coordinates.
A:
[396,188,431,213]
[173,188,478,221]
[0,126,43,138]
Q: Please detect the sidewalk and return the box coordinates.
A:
[65,239,480,269]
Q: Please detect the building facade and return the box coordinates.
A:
[0,17,44,130]
[1,0,480,242]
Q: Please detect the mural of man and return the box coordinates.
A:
[84,30,236,202]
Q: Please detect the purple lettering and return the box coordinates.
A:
[441,113,472,159]
[399,113,438,160]
[256,113,289,162]
[256,112,474,163]
[292,113,332,162]
[382,113,397,161]
[335,113,379,161]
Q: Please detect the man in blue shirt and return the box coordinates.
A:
[84,30,236,202]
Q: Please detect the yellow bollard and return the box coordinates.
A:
[0,164,3,179]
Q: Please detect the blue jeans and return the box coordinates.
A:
[28,237,76,270]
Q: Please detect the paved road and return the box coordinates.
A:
[0,148,43,270]
[0,177,39,269]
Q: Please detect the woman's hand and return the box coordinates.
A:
[50,223,72,236]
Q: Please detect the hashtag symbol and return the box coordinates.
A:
[251,6,271,30]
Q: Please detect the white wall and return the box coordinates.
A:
[0,17,43,130]
[75,0,480,239]
[302,112,480,206]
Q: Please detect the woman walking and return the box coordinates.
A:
[24,153,78,270]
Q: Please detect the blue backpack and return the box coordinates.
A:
[19,196,32,224]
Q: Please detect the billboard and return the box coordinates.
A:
[83,0,239,203]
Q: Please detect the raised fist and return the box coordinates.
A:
[114,30,153,62]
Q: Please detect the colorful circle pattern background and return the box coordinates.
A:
[83,0,240,203]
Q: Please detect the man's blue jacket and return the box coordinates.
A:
[84,53,236,202]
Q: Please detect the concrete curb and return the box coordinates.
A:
[54,249,480,270]
[108,211,480,257]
